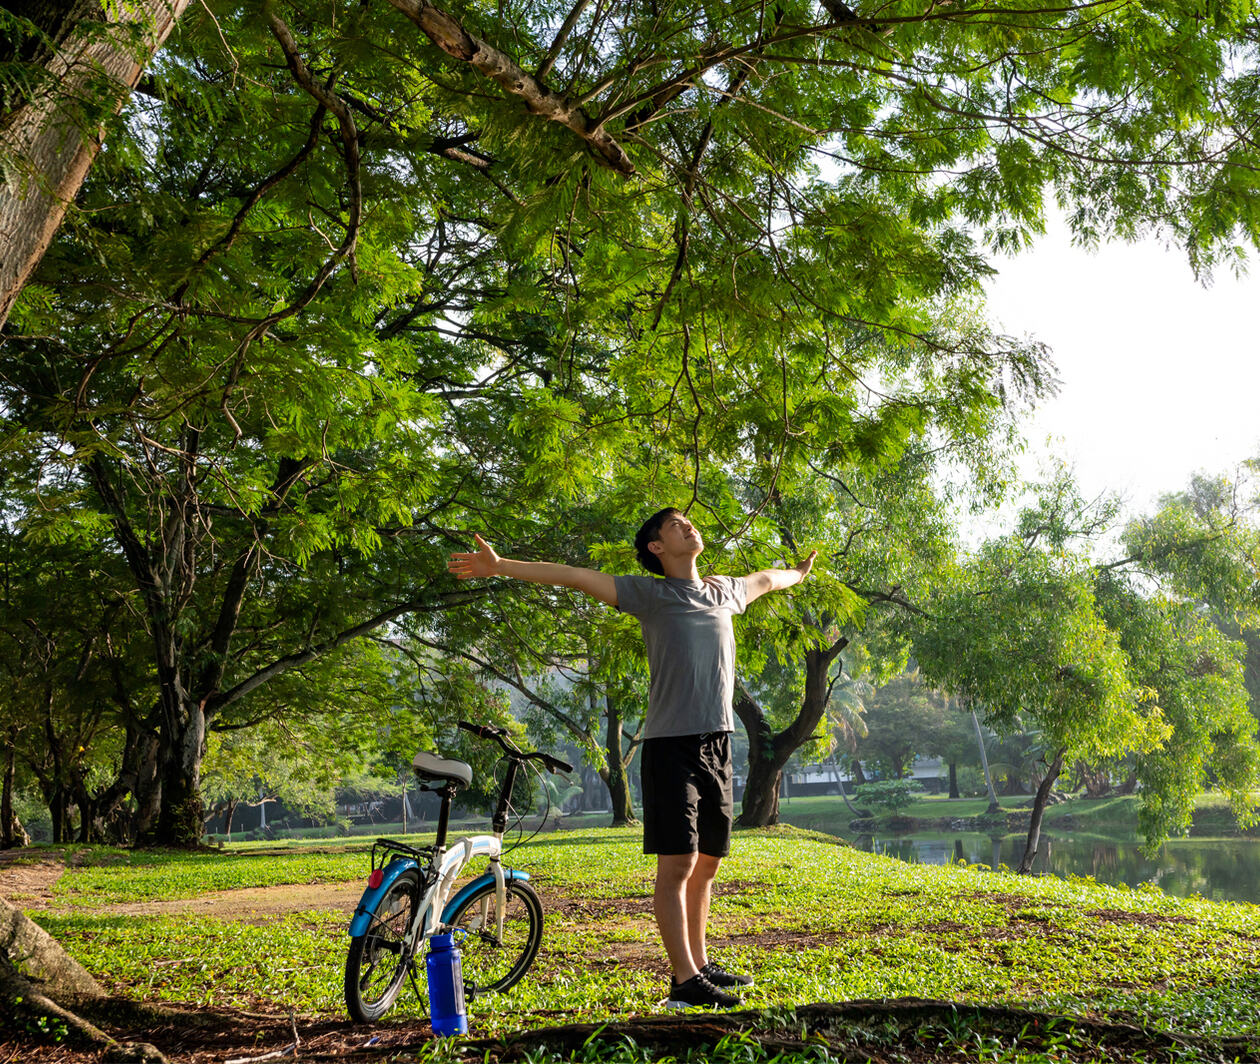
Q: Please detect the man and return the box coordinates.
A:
[448,508,815,1008]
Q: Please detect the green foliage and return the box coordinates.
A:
[5,997,70,1044]
[1101,480,1260,846]
[535,774,585,821]
[857,672,964,780]
[202,727,338,824]
[915,535,1156,765]
[8,0,1260,848]
[915,471,1260,852]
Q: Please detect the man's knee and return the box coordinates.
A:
[693,852,722,881]
[656,852,699,889]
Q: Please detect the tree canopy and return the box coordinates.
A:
[914,473,1260,867]
[5,0,1260,845]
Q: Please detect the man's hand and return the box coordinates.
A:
[449,533,501,580]
[795,550,818,581]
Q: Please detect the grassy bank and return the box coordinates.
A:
[16,824,1260,1061]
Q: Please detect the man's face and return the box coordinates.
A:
[651,512,703,560]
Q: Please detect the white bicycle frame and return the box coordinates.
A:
[404,832,507,950]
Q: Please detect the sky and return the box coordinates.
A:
[983,218,1260,518]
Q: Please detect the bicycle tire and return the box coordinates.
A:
[445,878,543,997]
[345,869,422,1022]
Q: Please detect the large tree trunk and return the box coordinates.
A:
[147,702,206,847]
[73,770,94,843]
[128,646,207,848]
[1017,748,1064,874]
[85,721,160,844]
[739,747,784,826]
[123,726,163,842]
[947,759,960,799]
[0,0,190,327]
[1,733,27,848]
[93,446,208,849]
[46,784,71,844]
[849,757,867,786]
[601,693,638,826]
[735,681,786,826]
[736,639,847,827]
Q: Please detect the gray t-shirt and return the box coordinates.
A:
[614,574,748,739]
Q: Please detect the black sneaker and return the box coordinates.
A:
[702,961,754,988]
[666,973,743,1010]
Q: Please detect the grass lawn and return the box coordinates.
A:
[18,823,1260,1061]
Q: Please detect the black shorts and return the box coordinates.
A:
[640,732,733,857]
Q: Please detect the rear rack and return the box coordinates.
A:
[371,837,435,872]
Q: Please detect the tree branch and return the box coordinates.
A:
[385,0,635,175]
[406,634,592,739]
[207,586,492,713]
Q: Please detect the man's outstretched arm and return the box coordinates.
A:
[744,550,817,605]
[448,533,618,607]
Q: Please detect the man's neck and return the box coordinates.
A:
[661,557,702,581]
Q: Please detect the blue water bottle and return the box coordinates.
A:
[426,933,468,1036]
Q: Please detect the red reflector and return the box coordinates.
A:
[368,869,384,889]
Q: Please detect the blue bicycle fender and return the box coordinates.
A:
[348,856,419,938]
[441,868,530,923]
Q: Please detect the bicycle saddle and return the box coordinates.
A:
[412,751,473,788]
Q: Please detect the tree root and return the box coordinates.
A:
[474,1000,1260,1062]
[0,960,167,1061]
[1,896,168,1062]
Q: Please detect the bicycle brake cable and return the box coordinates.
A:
[509,757,550,852]
[491,753,525,856]
[498,755,550,855]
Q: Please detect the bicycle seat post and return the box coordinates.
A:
[433,781,458,851]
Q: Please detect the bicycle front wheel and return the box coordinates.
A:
[345,869,421,1022]
[445,878,543,997]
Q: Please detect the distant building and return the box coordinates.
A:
[734,756,945,799]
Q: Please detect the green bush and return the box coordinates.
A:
[856,779,924,813]
[950,766,989,799]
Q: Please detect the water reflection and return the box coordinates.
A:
[850,832,1260,904]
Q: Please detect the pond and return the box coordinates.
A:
[850,831,1260,905]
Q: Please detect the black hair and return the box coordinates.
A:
[633,507,683,576]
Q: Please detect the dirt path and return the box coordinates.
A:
[0,853,364,921]
[97,880,366,920]
[0,852,67,908]
[80,880,367,921]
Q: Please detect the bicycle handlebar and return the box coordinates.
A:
[457,720,573,774]
[457,720,504,740]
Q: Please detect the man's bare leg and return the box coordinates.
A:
[654,853,700,982]
[685,853,721,971]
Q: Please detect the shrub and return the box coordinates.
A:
[855,779,924,813]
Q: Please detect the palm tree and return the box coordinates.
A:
[825,670,872,816]
[967,701,1002,815]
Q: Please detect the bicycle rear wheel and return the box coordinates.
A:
[445,879,542,997]
[345,869,421,1022]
